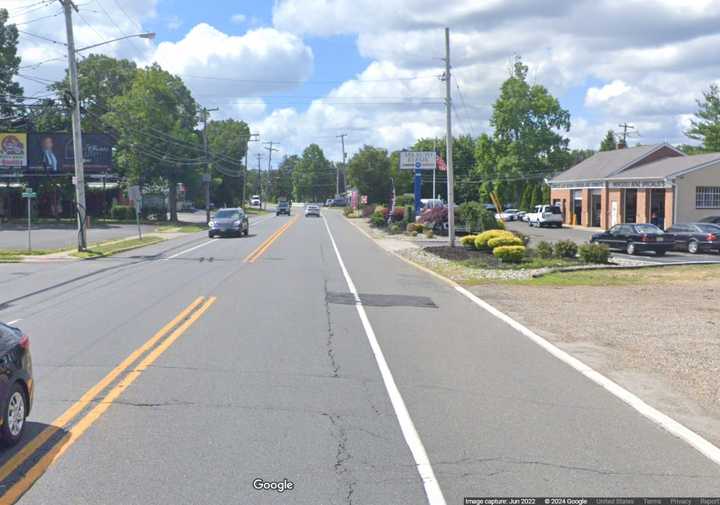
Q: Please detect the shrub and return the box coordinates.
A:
[406,222,424,233]
[493,245,526,263]
[387,223,402,235]
[111,205,134,220]
[404,205,415,224]
[579,243,610,264]
[423,228,434,239]
[536,240,554,259]
[554,240,578,258]
[487,236,524,249]
[479,208,503,231]
[395,193,415,207]
[343,206,353,217]
[474,229,515,251]
[418,206,448,225]
[370,210,387,227]
[460,235,477,248]
[361,204,376,218]
[390,207,405,222]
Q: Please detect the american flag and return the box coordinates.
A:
[436,154,447,172]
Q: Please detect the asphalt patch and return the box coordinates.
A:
[326,291,437,308]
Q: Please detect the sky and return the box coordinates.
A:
[6,0,720,167]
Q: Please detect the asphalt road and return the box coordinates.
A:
[0,209,719,504]
[506,221,720,264]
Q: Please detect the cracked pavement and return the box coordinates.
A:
[1,210,719,504]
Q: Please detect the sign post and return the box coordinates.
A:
[21,188,37,253]
[128,185,142,240]
[400,152,435,217]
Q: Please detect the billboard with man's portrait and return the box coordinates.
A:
[26,133,114,174]
[0,133,28,168]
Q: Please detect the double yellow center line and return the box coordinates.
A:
[244,215,299,263]
[0,296,216,504]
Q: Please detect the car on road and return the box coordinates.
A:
[591,223,675,256]
[699,216,720,225]
[0,322,33,446]
[324,199,333,207]
[666,223,720,254]
[526,204,563,227]
[208,208,249,238]
[305,204,321,217]
[495,208,521,221]
[276,201,291,216]
[250,195,262,207]
[330,197,347,207]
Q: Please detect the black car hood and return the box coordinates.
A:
[0,324,21,353]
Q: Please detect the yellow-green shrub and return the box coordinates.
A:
[492,245,526,263]
[487,236,524,249]
[474,230,515,251]
[460,235,477,248]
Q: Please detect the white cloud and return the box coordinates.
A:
[585,80,631,107]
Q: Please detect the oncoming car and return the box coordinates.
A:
[305,204,321,217]
[208,208,249,238]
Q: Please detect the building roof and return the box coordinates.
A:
[608,152,720,180]
[550,144,678,183]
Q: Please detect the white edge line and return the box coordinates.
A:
[163,240,216,261]
[454,285,720,467]
[322,216,447,505]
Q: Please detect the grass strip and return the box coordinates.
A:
[70,236,166,259]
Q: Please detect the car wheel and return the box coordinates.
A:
[656,250,667,256]
[688,240,699,254]
[626,242,636,255]
[244,227,249,236]
[208,232,214,238]
[1,383,26,446]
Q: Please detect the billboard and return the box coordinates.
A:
[399,151,436,171]
[0,133,28,168]
[26,133,114,174]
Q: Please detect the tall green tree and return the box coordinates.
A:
[206,119,250,207]
[0,8,23,130]
[346,145,392,204]
[273,154,298,201]
[482,56,571,206]
[292,144,334,202]
[599,130,617,151]
[686,84,720,151]
[105,64,198,221]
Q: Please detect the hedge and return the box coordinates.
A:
[110,205,135,220]
[487,236,524,249]
[579,243,610,263]
[493,245,526,263]
[536,240,554,259]
[474,230,515,251]
[460,235,477,248]
[554,240,578,258]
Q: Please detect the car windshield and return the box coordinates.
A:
[697,224,720,233]
[635,224,662,234]
[214,210,240,220]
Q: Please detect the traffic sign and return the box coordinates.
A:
[22,191,36,198]
[399,151,435,171]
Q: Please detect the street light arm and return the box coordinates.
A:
[75,32,155,53]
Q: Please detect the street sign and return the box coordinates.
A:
[22,192,37,198]
[202,173,212,183]
[399,151,435,171]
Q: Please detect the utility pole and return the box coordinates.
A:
[337,133,347,197]
[618,122,635,148]
[255,153,264,199]
[60,0,87,251]
[264,141,279,208]
[242,133,259,209]
[443,27,456,247]
[200,106,219,223]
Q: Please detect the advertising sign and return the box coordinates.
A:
[399,151,436,171]
[0,133,28,168]
[27,133,114,174]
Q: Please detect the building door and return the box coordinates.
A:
[590,191,601,227]
[611,200,618,227]
[572,190,582,225]
[624,189,637,223]
[650,189,666,228]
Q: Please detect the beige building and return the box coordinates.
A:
[548,144,720,230]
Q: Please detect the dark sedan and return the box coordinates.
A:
[591,223,675,256]
[666,223,720,253]
[0,323,33,446]
[208,208,249,238]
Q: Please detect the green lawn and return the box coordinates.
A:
[155,223,206,233]
[512,264,720,286]
[70,236,166,259]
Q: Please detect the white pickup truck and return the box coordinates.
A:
[526,204,564,228]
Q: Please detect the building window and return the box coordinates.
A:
[696,187,720,209]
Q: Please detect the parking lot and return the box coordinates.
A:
[505,220,720,264]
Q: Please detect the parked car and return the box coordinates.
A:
[591,223,675,256]
[516,211,527,221]
[495,208,521,221]
[305,204,321,217]
[666,223,720,253]
[420,198,444,210]
[208,208,249,238]
[250,195,262,207]
[0,322,33,446]
[699,216,720,225]
[526,204,563,227]
[325,199,333,207]
[331,197,347,207]
[276,201,291,216]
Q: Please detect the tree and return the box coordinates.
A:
[411,136,476,202]
[105,64,199,221]
[485,56,571,206]
[599,130,617,151]
[686,84,720,151]
[0,9,23,130]
[346,145,392,204]
[292,144,334,202]
[206,119,250,207]
[273,155,298,201]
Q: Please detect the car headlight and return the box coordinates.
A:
[208,221,215,228]
[233,220,241,226]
